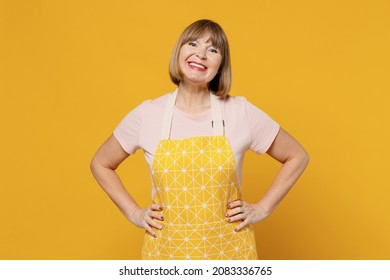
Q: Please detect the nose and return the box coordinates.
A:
[195,48,207,60]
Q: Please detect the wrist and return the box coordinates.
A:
[256,202,271,216]
[126,205,142,224]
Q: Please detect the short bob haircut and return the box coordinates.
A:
[169,19,231,98]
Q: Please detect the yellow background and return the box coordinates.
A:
[1,0,389,259]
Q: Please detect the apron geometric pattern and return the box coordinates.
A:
[141,90,258,260]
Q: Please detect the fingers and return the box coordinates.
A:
[226,200,254,231]
[144,216,162,237]
[226,204,244,218]
[144,223,157,237]
[226,200,246,219]
[150,203,163,211]
[227,200,243,209]
[149,204,164,236]
[149,203,164,223]
[227,212,245,222]
[149,208,164,221]
[146,215,162,235]
[234,219,248,232]
[138,204,164,237]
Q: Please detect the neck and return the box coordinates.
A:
[176,82,211,114]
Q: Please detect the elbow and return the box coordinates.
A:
[90,153,117,176]
[90,156,98,176]
[300,149,310,170]
[90,153,105,176]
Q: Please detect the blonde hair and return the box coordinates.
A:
[169,19,231,97]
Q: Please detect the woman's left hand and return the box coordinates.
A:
[226,200,269,231]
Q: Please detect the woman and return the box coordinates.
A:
[90,19,309,260]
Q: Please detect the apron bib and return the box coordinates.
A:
[141,90,258,259]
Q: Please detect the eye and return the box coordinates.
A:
[209,47,218,54]
[188,42,197,47]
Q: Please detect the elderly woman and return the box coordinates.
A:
[90,19,309,260]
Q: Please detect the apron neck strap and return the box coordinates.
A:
[210,92,224,136]
[161,89,225,140]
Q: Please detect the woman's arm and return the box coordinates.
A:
[226,127,310,231]
[90,134,163,236]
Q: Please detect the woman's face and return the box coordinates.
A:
[178,33,222,86]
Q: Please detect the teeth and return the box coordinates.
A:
[189,62,206,69]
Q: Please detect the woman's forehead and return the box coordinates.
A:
[185,30,224,49]
[190,33,212,43]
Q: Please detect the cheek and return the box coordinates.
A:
[179,47,193,60]
[212,59,223,74]
[178,50,190,67]
[177,53,185,70]
[178,57,187,74]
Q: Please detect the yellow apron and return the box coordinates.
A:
[141,90,258,259]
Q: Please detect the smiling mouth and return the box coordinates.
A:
[188,61,207,71]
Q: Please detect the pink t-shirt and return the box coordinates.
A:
[114,92,280,197]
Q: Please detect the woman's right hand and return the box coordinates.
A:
[131,204,163,237]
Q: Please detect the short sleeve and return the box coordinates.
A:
[113,102,144,155]
[245,99,280,154]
